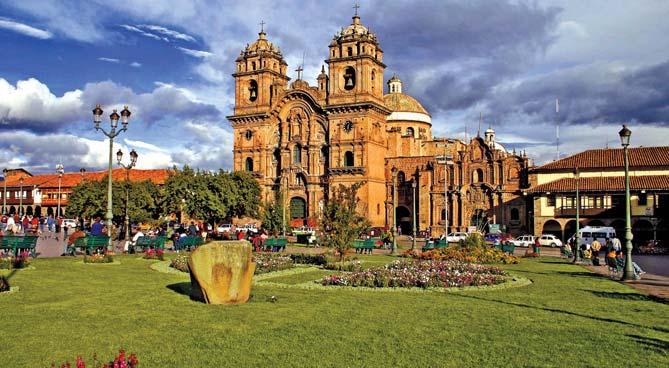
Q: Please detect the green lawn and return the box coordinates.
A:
[1,255,667,367]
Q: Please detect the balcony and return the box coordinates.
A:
[555,207,624,218]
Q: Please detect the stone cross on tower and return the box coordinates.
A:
[295,65,304,80]
[353,2,360,16]
[259,20,266,33]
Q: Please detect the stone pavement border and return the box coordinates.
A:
[584,264,669,301]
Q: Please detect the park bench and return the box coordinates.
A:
[262,237,288,252]
[421,239,448,252]
[69,235,110,256]
[175,236,204,251]
[0,235,38,257]
[353,239,375,254]
[501,242,516,254]
[133,236,166,253]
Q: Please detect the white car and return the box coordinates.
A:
[238,224,258,233]
[509,235,535,248]
[62,219,77,229]
[216,224,234,233]
[538,234,563,247]
[446,232,469,243]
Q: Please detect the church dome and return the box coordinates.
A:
[333,15,379,45]
[383,93,430,115]
[240,31,283,60]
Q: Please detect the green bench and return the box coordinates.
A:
[0,235,38,257]
[133,236,166,253]
[501,242,516,254]
[421,239,449,252]
[561,246,573,258]
[353,238,377,254]
[175,236,203,251]
[70,235,110,255]
[262,237,288,252]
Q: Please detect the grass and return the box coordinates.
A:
[0,255,667,367]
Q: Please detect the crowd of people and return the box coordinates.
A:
[569,236,645,278]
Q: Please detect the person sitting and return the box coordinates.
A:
[66,226,86,256]
[591,239,602,266]
[124,229,145,253]
[90,217,104,236]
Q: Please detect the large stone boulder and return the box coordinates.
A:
[188,241,255,304]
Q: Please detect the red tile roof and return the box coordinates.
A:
[3,168,171,188]
[533,146,669,172]
[527,175,669,193]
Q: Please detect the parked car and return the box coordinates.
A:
[538,234,563,247]
[567,226,616,247]
[509,235,535,248]
[446,232,469,243]
[216,223,234,234]
[62,219,77,229]
[238,224,258,233]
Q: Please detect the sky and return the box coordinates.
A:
[1,0,668,174]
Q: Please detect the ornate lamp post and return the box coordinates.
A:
[573,167,580,263]
[436,154,454,237]
[619,124,635,280]
[117,149,138,241]
[56,164,64,218]
[92,104,132,251]
[411,179,417,250]
[282,175,288,237]
[391,166,398,254]
[18,176,24,217]
[2,168,7,215]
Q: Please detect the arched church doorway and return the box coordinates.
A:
[396,206,411,235]
[290,197,307,226]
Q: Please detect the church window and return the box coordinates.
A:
[251,61,256,71]
[343,67,356,90]
[363,46,366,53]
[441,209,446,221]
[293,146,302,164]
[245,130,253,140]
[245,157,254,172]
[371,70,375,81]
[406,127,414,137]
[397,171,406,183]
[248,80,258,102]
[344,151,354,167]
[296,174,304,186]
[332,50,335,57]
[377,203,380,215]
[510,208,520,221]
[473,168,484,183]
[347,47,353,56]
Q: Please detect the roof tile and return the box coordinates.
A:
[534,146,669,171]
[527,175,669,193]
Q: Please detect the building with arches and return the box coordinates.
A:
[228,11,530,234]
[527,147,669,245]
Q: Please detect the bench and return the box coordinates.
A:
[69,235,110,255]
[353,239,375,254]
[561,246,573,258]
[0,235,38,257]
[501,242,516,254]
[262,237,288,252]
[133,236,166,253]
[421,239,449,252]
[175,236,204,251]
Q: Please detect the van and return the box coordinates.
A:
[569,226,616,246]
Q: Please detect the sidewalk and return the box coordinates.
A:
[584,263,669,301]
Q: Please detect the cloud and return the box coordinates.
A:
[120,24,164,41]
[124,138,167,153]
[140,24,195,42]
[177,47,213,58]
[98,57,120,63]
[129,62,142,68]
[0,77,220,132]
[0,18,52,39]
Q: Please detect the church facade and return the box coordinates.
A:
[228,13,530,236]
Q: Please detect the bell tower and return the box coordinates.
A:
[325,12,385,106]
[233,24,289,116]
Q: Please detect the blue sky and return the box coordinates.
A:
[1,0,669,174]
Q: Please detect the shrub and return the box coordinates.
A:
[459,233,486,248]
[289,253,327,266]
[50,349,138,368]
[254,253,294,274]
[0,251,31,270]
[323,260,362,272]
[415,246,518,264]
[320,260,508,288]
[142,248,165,260]
[83,253,114,264]
[169,255,190,273]
[0,275,9,292]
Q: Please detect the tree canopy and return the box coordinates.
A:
[319,183,370,263]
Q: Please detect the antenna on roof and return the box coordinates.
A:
[555,98,560,161]
[478,112,482,137]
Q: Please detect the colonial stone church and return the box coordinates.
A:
[228,12,530,236]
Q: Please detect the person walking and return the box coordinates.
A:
[591,239,602,266]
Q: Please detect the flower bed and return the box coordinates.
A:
[142,248,165,261]
[50,349,138,368]
[169,254,190,273]
[289,253,327,266]
[403,246,518,264]
[0,251,31,270]
[320,260,508,289]
[255,253,294,274]
[323,260,362,272]
[83,253,114,264]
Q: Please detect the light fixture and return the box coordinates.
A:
[116,149,123,164]
[92,104,103,129]
[618,124,631,147]
[110,109,120,129]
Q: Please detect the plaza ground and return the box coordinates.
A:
[1,251,668,367]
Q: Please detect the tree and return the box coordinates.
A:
[231,171,261,218]
[261,191,284,237]
[320,183,370,264]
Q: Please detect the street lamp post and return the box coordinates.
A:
[282,175,288,237]
[411,179,417,250]
[391,167,398,254]
[436,154,454,237]
[573,168,581,263]
[18,176,24,217]
[2,168,7,215]
[56,164,64,219]
[619,124,635,280]
[92,104,132,252]
[117,149,138,242]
